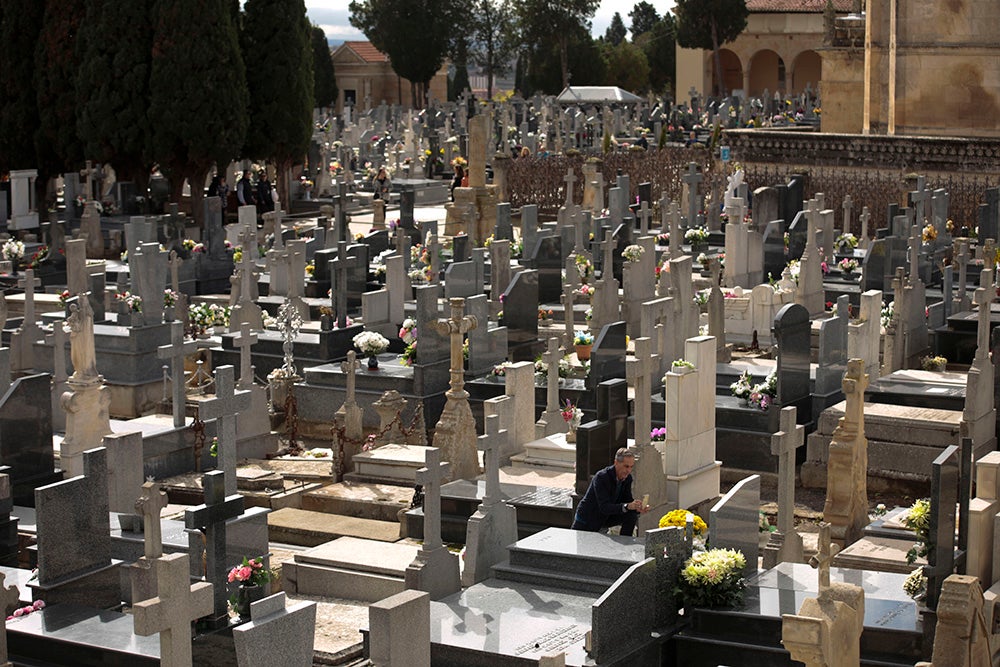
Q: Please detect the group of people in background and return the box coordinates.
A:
[207,169,276,219]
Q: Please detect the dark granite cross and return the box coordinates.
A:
[330,241,361,329]
[200,366,251,495]
[135,481,169,560]
[157,321,198,428]
[133,552,214,666]
[184,470,245,628]
[233,322,258,390]
[415,447,450,552]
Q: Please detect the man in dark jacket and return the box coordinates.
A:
[237,170,255,207]
[571,448,649,536]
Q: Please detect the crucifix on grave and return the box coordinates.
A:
[907,225,922,285]
[910,175,930,226]
[562,168,576,211]
[136,481,168,561]
[841,195,853,237]
[133,552,214,667]
[330,241,361,329]
[811,521,839,593]
[630,337,658,449]
[200,366,251,496]
[404,446,461,599]
[669,202,683,259]
[954,240,971,310]
[230,225,263,332]
[764,406,805,567]
[336,350,363,442]
[561,274,578,352]
[18,269,40,331]
[859,206,871,247]
[682,162,703,228]
[157,322,197,428]
[638,201,652,237]
[973,278,993,364]
[434,297,477,402]
[536,337,565,437]
[395,225,411,271]
[233,322,257,391]
[184,470,245,629]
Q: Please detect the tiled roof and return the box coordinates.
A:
[342,41,389,63]
[747,0,855,12]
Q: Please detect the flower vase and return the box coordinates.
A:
[368,355,379,370]
[163,306,175,322]
[565,413,582,443]
[575,344,592,361]
[236,584,264,621]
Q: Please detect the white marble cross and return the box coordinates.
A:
[630,337,657,448]
[859,206,871,245]
[133,553,214,667]
[638,201,652,236]
[478,414,504,508]
[233,321,258,390]
[18,269,40,328]
[200,366,251,496]
[340,350,362,406]
[771,407,805,536]
[135,481,169,560]
[682,162,703,227]
[562,168,576,208]
[542,337,561,414]
[842,195,853,235]
[415,447,450,552]
[157,321,197,428]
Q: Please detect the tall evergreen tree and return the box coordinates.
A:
[149,0,249,226]
[675,0,748,96]
[602,40,649,93]
[0,1,44,173]
[604,12,627,46]
[628,1,660,40]
[242,0,314,204]
[77,0,154,187]
[526,22,604,95]
[36,0,87,181]
[350,0,461,108]
[639,14,676,94]
[517,0,600,90]
[311,26,338,110]
[468,0,517,101]
[450,36,472,102]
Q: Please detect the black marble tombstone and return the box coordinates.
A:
[773,303,812,422]
[924,440,970,611]
[501,269,541,361]
[575,379,629,495]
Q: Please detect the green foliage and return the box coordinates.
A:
[449,37,471,102]
[311,26,338,109]
[35,0,86,176]
[523,22,604,95]
[601,40,649,93]
[149,0,249,208]
[76,0,154,182]
[242,0,314,172]
[675,0,748,51]
[350,0,460,105]
[467,0,518,100]
[628,1,660,39]
[516,0,600,90]
[0,1,44,172]
[604,12,626,46]
[637,14,676,94]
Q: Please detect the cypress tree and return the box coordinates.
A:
[76,0,154,187]
[35,0,87,179]
[149,0,249,225]
[0,1,45,173]
[242,0,314,203]
[311,26,337,111]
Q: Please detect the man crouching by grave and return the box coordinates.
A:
[572,448,650,536]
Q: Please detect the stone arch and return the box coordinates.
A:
[712,49,744,96]
[791,50,822,95]
[748,49,785,97]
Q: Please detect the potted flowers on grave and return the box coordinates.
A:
[759,510,777,548]
[573,331,594,360]
[353,331,390,370]
[575,254,593,283]
[650,426,667,443]
[561,400,583,443]
[677,548,748,610]
[838,257,859,275]
[835,232,859,254]
[747,370,777,410]
[730,370,753,405]
[921,355,947,372]
[671,358,696,375]
[901,498,931,565]
[2,238,24,275]
[659,509,707,536]
[903,568,927,602]
[622,244,645,263]
[228,556,275,621]
[922,223,937,245]
[684,226,710,251]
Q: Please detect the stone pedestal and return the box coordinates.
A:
[60,378,112,478]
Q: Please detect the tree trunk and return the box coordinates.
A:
[188,163,210,230]
[276,158,291,211]
[711,18,725,97]
[560,36,570,90]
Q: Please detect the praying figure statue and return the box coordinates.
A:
[65,295,99,382]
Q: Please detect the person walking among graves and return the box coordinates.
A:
[256,171,275,215]
[450,164,465,201]
[208,175,229,212]
[237,170,255,207]
[571,448,649,536]
[371,166,391,200]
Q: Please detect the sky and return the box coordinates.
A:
[305,0,677,44]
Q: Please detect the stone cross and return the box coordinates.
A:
[563,168,576,208]
[669,202,682,259]
[842,195,852,236]
[133,552,214,667]
[330,241,361,329]
[337,350,364,441]
[956,240,970,304]
[658,191,670,229]
[0,572,19,664]
[907,225,922,283]
[135,481,169,560]
[682,162,703,228]
[415,447,450,551]
[630,337,657,449]
[167,250,181,295]
[984,238,996,275]
[341,349,361,406]
[973,273,993,362]
[395,225,410,271]
[543,337,561,415]
[771,407,805,536]
[598,233,616,282]
[809,522,840,593]
[184,470,245,628]
[432,297,477,399]
[233,322,258,390]
[51,322,67,383]
[18,269,40,328]
[200,366,251,496]
[910,175,930,224]
[561,276,577,351]
[478,414,503,507]
[638,201,652,236]
[157,321,197,428]
[859,206,871,244]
